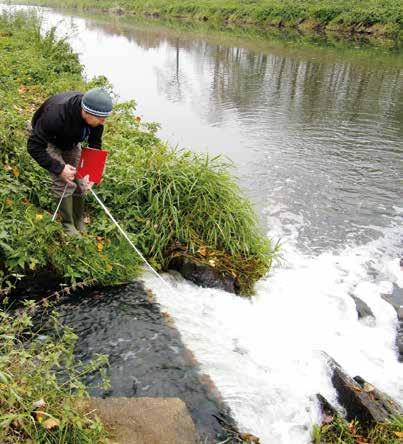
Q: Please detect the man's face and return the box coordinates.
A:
[81,110,107,127]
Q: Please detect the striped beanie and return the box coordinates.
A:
[82,88,113,117]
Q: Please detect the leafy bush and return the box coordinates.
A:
[0,301,109,443]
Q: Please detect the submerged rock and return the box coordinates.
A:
[350,295,375,321]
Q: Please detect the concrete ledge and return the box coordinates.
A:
[89,397,198,444]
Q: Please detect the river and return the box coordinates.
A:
[3,4,403,443]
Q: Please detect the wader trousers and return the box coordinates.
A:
[46,144,85,197]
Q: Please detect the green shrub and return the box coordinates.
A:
[0,301,109,443]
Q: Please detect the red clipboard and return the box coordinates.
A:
[77,147,109,184]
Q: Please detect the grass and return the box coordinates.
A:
[311,414,403,444]
[0,10,275,295]
[9,0,403,43]
[0,300,110,443]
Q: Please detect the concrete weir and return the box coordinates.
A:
[43,281,238,442]
[88,397,198,444]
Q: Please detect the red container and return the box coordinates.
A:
[77,147,109,184]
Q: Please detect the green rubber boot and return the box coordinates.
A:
[73,195,87,234]
[59,196,80,236]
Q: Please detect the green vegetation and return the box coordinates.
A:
[0,300,109,443]
[311,414,403,444]
[11,0,403,43]
[0,11,143,294]
[0,10,275,296]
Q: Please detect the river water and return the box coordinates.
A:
[3,4,403,443]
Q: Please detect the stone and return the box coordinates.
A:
[398,333,403,354]
[169,256,237,293]
[316,394,337,418]
[350,295,375,320]
[88,397,199,444]
[326,355,402,427]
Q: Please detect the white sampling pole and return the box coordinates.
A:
[89,188,172,291]
[52,183,68,222]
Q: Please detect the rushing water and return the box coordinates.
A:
[3,4,403,443]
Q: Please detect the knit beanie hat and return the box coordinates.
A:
[82,88,113,117]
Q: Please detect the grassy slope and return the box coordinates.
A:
[0,11,274,295]
[0,13,143,293]
[10,0,403,41]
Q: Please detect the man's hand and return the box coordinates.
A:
[60,164,77,183]
[80,174,94,193]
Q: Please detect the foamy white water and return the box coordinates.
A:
[144,214,402,443]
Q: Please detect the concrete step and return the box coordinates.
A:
[88,397,198,444]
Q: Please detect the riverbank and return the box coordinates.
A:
[0,10,275,297]
[8,0,403,46]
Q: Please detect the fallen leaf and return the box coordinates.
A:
[161,311,174,327]
[146,289,155,302]
[12,166,20,177]
[208,259,216,267]
[198,246,207,256]
[240,433,260,443]
[35,214,43,221]
[43,417,60,430]
[394,431,403,438]
[5,198,12,206]
[362,383,375,392]
[34,411,45,423]
[18,85,28,94]
[347,421,357,434]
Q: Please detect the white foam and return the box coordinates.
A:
[145,220,402,444]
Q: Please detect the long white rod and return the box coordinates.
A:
[52,183,68,221]
[89,188,171,291]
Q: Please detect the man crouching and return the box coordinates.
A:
[27,88,113,235]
